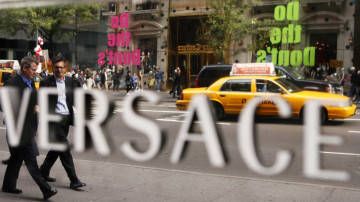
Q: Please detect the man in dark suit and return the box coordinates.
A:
[1,56,57,200]
[39,55,86,190]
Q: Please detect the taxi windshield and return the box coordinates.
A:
[282,66,304,80]
[275,78,302,93]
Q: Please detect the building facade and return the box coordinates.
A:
[111,0,355,87]
[354,0,360,68]
[252,0,355,70]
[0,0,355,87]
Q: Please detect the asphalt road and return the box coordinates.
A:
[102,99,360,189]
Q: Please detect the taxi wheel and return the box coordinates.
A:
[320,108,328,125]
[300,107,328,125]
[212,102,225,120]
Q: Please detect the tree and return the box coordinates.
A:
[0,4,101,57]
[203,0,273,63]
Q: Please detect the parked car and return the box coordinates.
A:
[194,64,233,87]
[177,75,355,123]
[194,64,343,95]
[275,66,343,95]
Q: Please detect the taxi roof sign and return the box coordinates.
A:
[0,60,20,71]
[230,63,275,76]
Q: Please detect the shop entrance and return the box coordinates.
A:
[175,51,215,87]
[138,37,157,73]
[168,16,216,87]
[310,33,337,66]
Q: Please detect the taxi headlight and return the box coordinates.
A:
[326,98,352,107]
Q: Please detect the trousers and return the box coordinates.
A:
[40,116,80,183]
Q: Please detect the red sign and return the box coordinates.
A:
[230,63,275,76]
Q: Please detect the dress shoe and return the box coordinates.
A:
[43,175,56,182]
[43,187,57,200]
[2,188,22,194]
[70,181,86,190]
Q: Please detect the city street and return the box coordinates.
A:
[0,0,359,201]
[0,91,360,201]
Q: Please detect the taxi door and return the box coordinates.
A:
[255,79,284,116]
[216,79,253,114]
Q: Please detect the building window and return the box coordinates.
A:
[138,38,157,73]
[136,1,159,10]
[0,50,7,59]
[14,51,26,61]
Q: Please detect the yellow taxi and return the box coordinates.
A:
[0,68,16,87]
[176,75,356,123]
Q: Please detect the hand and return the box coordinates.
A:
[34,105,40,113]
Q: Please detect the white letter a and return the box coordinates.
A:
[171,95,226,168]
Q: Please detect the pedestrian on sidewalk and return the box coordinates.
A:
[1,56,57,200]
[100,69,107,90]
[39,55,86,191]
[349,66,360,102]
[86,74,95,89]
[132,72,139,91]
[170,66,181,98]
[112,70,121,91]
[94,71,101,89]
[155,67,163,92]
[125,71,132,94]
[139,69,144,91]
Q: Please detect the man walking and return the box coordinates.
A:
[1,56,57,200]
[39,55,86,190]
[171,66,181,98]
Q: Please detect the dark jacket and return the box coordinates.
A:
[4,74,38,153]
[40,75,81,125]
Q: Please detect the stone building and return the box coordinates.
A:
[354,0,360,68]
[0,0,356,87]
[253,0,355,71]
[111,0,355,87]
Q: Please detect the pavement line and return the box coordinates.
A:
[156,118,231,126]
[348,131,360,134]
[115,109,186,114]
[137,109,186,114]
[0,127,5,130]
[320,151,360,157]
[115,102,176,108]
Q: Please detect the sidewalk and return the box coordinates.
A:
[0,152,360,201]
[105,89,178,103]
